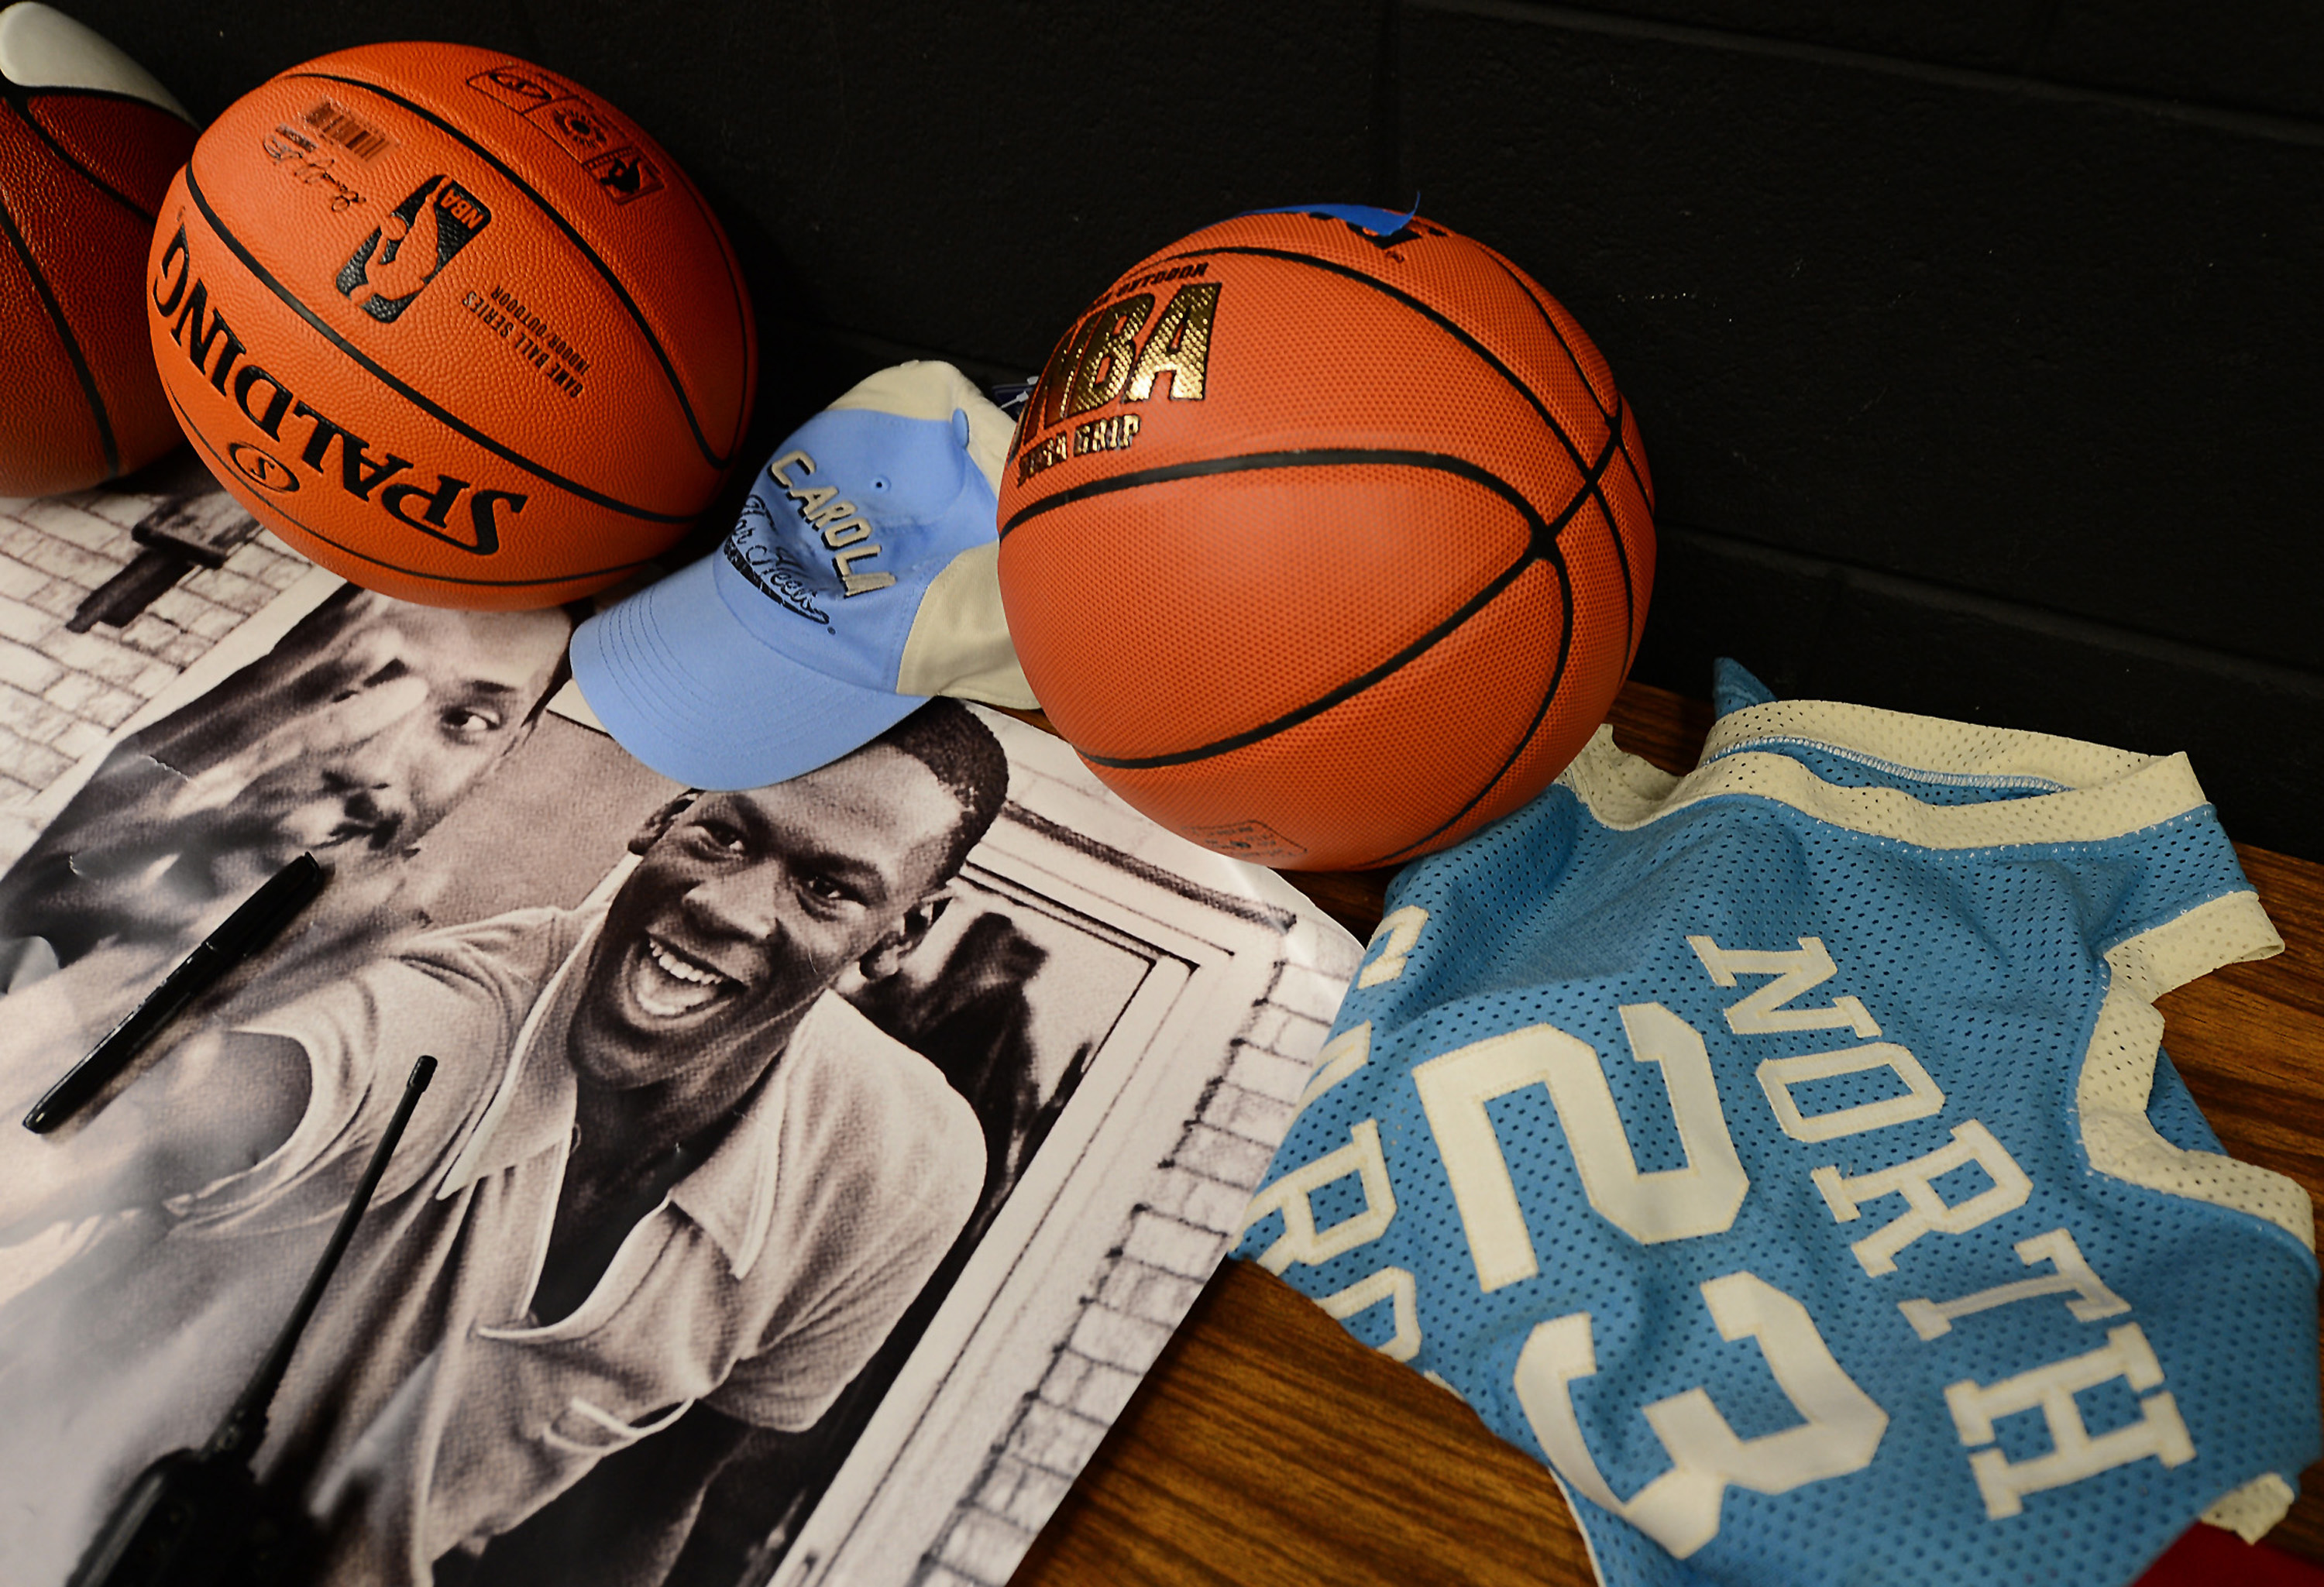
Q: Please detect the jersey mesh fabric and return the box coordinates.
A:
[1235,661,2320,1587]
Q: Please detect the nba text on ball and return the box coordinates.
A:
[150,224,528,556]
[1009,277,1220,488]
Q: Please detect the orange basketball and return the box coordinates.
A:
[995,205,1655,872]
[0,2,196,496]
[146,42,754,608]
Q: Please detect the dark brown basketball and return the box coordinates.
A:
[0,2,196,496]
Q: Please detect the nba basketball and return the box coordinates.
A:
[995,204,1655,871]
[0,2,195,497]
[146,42,754,608]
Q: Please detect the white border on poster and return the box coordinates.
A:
[775,714,1349,1587]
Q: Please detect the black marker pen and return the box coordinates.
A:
[22,852,328,1134]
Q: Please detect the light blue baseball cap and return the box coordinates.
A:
[571,362,1038,789]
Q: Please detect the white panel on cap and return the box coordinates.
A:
[0,2,191,120]
[898,540,1039,708]
[957,386,1013,496]
[825,359,1013,493]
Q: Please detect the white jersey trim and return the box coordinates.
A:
[1705,698,2155,788]
[2078,891,2310,1252]
[2200,1471,2298,1544]
[1561,725,2210,853]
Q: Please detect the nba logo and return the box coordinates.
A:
[336,176,493,323]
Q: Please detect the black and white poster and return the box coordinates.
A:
[0,497,1361,1587]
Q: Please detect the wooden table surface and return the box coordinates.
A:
[1006,680,2324,1586]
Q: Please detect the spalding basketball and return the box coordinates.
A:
[147,43,753,608]
[0,2,195,496]
[995,204,1655,871]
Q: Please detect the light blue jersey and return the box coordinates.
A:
[1236,661,2319,1586]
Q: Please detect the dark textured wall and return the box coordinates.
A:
[84,0,2324,857]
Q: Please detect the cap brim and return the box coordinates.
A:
[570,554,924,790]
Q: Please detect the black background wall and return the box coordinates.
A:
[81,0,2324,860]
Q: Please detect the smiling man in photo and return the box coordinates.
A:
[0,698,1002,1587]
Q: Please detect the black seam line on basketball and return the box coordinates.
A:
[1374,539,1578,867]
[1565,409,1646,674]
[657,160,755,458]
[1598,479,1638,672]
[1467,246,1646,648]
[165,386,658,588]
[1009,440,1614,578]
[2,93,163,223]
[1621,439,1653,517]
[1598,485,1642,672]
[999,445,1595,546]
[1002,447,1406,539]
[0,82,192,125]
[1583,396,1638,650]
[1077,551,1536,772]
[1471,245,1648,639]
[181,165,692,525]
[284,71,732,471]
[1157,243,1594,478]
[1477,247,1614,429]
[0,151,117,478]
[1062,454,1558,771]
[1008,443,1614,770]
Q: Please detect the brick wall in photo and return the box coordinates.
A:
[0,491,306,838]
[915,929,1350,1587]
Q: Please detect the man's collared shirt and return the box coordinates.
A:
[0,902,982,1587]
